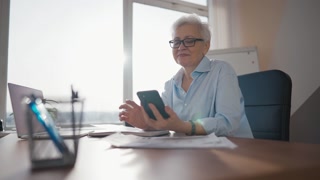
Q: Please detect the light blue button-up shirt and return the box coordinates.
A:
[161,56,253,138]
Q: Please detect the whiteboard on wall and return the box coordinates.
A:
[206,46,260,75]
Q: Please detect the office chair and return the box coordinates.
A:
[238,70,292,141]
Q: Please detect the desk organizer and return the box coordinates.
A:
[25,87,85,170]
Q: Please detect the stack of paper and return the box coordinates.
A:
[87,124,170,137]
[103,132,237,149]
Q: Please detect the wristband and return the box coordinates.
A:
[189,120,196,135]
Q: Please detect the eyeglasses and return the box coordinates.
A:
[169,38,204,48]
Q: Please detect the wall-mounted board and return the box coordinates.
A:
[207,46,259,75]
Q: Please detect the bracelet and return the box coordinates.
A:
[189,120,196,136]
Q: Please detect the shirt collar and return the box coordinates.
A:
[193,56,211,73]
[173,56,211,85]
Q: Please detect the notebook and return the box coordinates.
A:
[8,83,93,139]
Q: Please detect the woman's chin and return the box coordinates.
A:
[177,57,190,64]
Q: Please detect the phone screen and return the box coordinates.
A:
[137,90,169,120]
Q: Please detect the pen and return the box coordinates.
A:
[27,98,69,155]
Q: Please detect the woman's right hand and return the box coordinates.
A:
[118,100,153,130]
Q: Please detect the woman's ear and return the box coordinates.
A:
[202,41,211,55]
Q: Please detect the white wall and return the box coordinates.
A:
[223,0,320,142]
[230,0,320,114]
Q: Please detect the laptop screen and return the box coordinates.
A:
[8,83,45,137]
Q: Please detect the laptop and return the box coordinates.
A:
[8,83,93,139]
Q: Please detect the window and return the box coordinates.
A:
[3,0,208,129]
[6,0,123,127]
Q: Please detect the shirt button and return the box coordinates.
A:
[184,103,187,106]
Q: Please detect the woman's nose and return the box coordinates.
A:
[178,42,187,50]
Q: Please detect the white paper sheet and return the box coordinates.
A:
[103,132,237,149]
[88,124,170,137]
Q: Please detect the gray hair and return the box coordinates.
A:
[171,14,211,42]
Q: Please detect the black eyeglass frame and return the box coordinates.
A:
[169,38,204,48]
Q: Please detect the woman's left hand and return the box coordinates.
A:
[141,104,189,133]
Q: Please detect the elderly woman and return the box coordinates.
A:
[119,14,253,138]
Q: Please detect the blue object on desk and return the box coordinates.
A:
[27,97,70,154]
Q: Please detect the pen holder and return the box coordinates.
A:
[25,95,85,170]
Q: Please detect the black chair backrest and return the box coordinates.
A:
[238,70,292,141]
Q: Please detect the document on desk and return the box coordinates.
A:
[88,124,170,137]
[103,132,237,149]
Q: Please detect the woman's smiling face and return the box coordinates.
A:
[172,24,210,69]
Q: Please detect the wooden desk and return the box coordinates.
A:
[1,133,320,180]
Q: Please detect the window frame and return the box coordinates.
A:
[0,0,10,128]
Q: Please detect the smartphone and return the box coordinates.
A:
[26,96,69,154]
[137,90,170,120]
